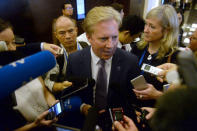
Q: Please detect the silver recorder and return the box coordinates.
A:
[141,63,163,76]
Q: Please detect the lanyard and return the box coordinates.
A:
[62,43,81,63]
[138,47,147,67]
[77,43,81,50]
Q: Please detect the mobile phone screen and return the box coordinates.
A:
[114,110,123,121]
[49,102,62,116]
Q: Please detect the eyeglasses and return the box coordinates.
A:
[65,7,73,10]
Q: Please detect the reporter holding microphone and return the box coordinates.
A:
[0,18,60,130]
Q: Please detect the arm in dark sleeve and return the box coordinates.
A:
[17,42,41,56]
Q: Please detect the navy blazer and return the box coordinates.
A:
[66,47,141,109]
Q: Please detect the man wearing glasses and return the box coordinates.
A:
[62,0,73,18]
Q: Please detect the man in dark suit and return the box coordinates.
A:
[66,6,141,130]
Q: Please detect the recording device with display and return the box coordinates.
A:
[0,51,56,99]
[141,63,163,76]
[109,107,124,123]
[131,104,149,129]
[109,83,151,130]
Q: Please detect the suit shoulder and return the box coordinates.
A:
[116,48,138,61]
[68,47,90,61]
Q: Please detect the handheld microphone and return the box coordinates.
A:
[0,51,56,99]
[67,76,95,87]
[177,50,197,88]
[82,106,99,131]
[61,77,95,99]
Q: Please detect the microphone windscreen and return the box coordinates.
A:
[63,96,82,112]
[0,51,56,99]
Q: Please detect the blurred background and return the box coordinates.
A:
[0,0,196,46]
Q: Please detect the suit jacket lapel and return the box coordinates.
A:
[109,49,122,84]
[79,47,92,78]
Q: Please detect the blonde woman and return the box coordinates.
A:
[131,5,179,107]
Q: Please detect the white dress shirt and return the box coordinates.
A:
[90,47,112,103]
[117,41,132,52]
[77,32,91,45]
[80,47,113,111]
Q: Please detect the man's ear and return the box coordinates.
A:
[86,33,91,41]
[123,30,130,36]
[62,9,64,15]
[54,31,58,38]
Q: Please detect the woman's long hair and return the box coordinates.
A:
[137,5,179,59]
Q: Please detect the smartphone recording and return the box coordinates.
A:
[47,101,63,120]
[131,75,147,90]
[109,107,124,123]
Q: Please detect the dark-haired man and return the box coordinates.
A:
[118,15,145,52]
[62,0,73,17]
[110,2,124,19]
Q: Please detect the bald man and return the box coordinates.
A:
[45,16,82,93]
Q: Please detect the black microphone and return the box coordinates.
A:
[82,106,99,131]
[61,77,95,100]
[177,50,197,88]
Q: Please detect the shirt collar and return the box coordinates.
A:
[90,47,112,65]
[60,42,82,52]
[117,41,122,48]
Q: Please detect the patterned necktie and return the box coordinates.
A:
[95,59,107,110]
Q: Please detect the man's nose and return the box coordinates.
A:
[106,38,113,48]
[65,32,71,39]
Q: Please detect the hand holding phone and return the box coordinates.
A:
[109,107,124,123]
[131,75,147,90]
[46,101,63,120]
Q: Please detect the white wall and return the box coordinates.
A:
[143,0,162,18]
